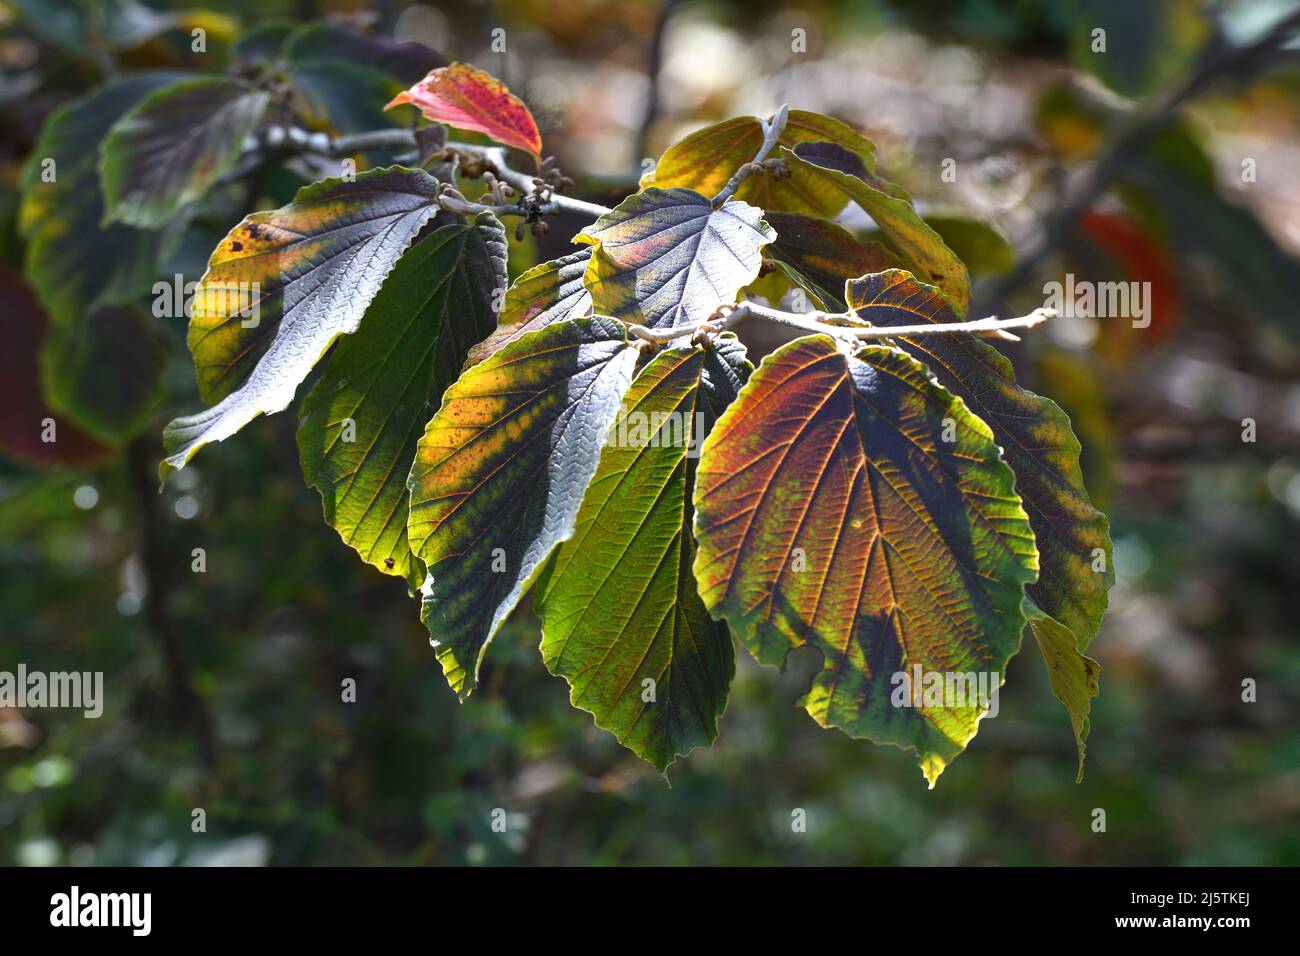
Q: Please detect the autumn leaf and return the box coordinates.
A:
[845,270,1112,647]
[464,249,593,368]
[407,316,639,698]
[162,167,444,478]
[781,145,971,311]
[576,187,774,329]
[692,335,1038,785]
[386,62,542,158]
[644,109,875,218]
[764,211,901,310]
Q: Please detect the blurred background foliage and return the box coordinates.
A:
[2,0,1299,865]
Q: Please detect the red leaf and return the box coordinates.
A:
[0,266,111,467]
[1078,209,1180,343]
[386,62,542,158]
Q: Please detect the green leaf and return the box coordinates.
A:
[407,316,639,697]
[232,19,296,65]
[298,214,507,587]
[19,73,182,325]
[780,146,971,311]
[41,306,165,445]
[576,187,774,329]
[692,335,1038,786]
[845,270,1112,647]
[644,109,875,218]
[283,19,443,84]
[765,211,901,311]
[464,248,593,368]
[1025,598,1100,783]
[162,166,444,478]
[282,20,439,137]
[919,216,1015,278]
[100,76,271,229]
[536,338,750,770]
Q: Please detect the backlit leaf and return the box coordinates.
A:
[765,210,900,311]
[536,338,750,770]
[298,214,506,587]
[845,270,1112,647]
[644,109,874,218]
[1025,598,1100,782]
[162,167,444,478]
[464,248,592,368]
[576,187,774,330]
[386,62,542,158]
[781,145,971,310]
[101,76,271,228]
[407,316,639,697]
[692,335,1038,785]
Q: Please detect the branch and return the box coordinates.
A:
[232,126,613,221]
[986,8,1300,306]
[628,301,1054,344]
[712,104,790,206]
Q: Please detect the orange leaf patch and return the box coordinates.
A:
[386,62,542,158]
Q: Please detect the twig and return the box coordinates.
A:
[227,126,613,221]
[627,301,1054,344]
[712,104,790,206]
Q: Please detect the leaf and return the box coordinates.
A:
[284,20,444,138]
[407,316,639,697]
[289,60,408,136]
[386,62,542,158]
[845,270,1112,647]
[644,109,875,218]
[233,18,296,64]
[536,338,750,770]
[575,187,775,330]
[161,166,445,478]
[19,73,182,325]
[41,306,165,445]
[1068,0,1208,99]
[923,217,1016,279]
[692,335,1038,786]
[298,215,506,587]
[0,266,109,467]
[765,211,900,311]
[1025,598,1100,783]
[100,76,271,228]
[781,145,971,311]
[283,20,443,83]
[464,249,593,368]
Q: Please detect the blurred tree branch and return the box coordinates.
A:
[984,7,1300,311]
